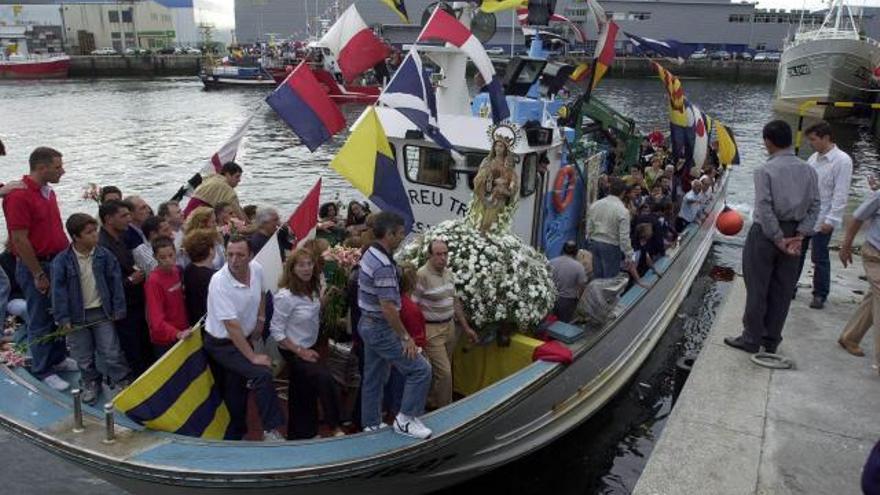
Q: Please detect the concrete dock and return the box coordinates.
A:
[634,252,880,494]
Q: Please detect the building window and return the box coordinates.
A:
[756,42,767,50]
[151,13,158,21]
[111,32,121,39]
[729,14,751,23]
[108,11,119,23]
[404,145,456,189]
[122,9,133,23]
[629,12,651,21]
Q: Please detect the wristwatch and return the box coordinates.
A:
[401,334,411,342]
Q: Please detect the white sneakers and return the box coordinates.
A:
[393,413,432,440]
[362,423,389,433]
[263,430,285,442]
[52,357,80,373]
[43,374,70,391]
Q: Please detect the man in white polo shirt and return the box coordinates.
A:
[203,235,284,441]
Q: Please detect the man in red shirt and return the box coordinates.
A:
[3,147,73,390]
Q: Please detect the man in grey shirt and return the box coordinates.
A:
[549,240,588,323]
[725,120,820,354]
[837,190,880,372]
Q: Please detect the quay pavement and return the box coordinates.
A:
[634,250,880,494]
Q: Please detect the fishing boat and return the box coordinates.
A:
[773,0,880,118]
[0,54,70,79]
[0,4,729,494]
[200,65,279,89]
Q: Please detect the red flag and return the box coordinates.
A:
[287,177,321,247]
[320,5,390,83]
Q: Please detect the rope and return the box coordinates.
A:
[750,352,795,369]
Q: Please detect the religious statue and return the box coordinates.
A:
[468,125,521,233]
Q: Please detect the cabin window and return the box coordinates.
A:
[404,145,456,189]
[521,153,538,197]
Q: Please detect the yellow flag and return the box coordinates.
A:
[480,0,527,14]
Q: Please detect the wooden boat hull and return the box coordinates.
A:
[0,175,728,494]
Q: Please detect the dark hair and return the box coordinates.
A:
[562,240,577,256]
[66,213,98,239]
[427,239,447,255]
[243,204,258,221]
[214,201,232,219]
[319,202,337,219]
[98,199,130,224]
[373,211,404,239]
[345,200,368,226]
[182,229,216,263]
[226,234,251,253]
[762,120,793,149]
[29,147,62,171]
[805,121,833,140]
[151,236,175,256]
[141,215,166,240]
[157,200,179,219]
[99,185,122,203]
[609,177,627,197]
[220,161,242,176]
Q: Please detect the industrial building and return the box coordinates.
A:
[233,0,880,53]
[0,0,234,53]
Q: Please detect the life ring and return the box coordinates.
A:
[553,165,576,213]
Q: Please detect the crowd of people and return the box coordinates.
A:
[0,146,481,441]
[546,131,724,323]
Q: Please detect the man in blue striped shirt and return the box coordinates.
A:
[358,212,432,439]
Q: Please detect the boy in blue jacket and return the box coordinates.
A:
[52,213,130,404]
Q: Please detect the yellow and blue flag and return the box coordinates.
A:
[330,107,414,231]
[113,326,231,439]
[381,0,409,22]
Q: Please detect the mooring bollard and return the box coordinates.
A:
[103,403,116,444]
[71,389,84,433]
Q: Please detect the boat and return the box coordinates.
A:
[199,65,279,89]
[773,0,880,118]
[0,54,71,79]
[0,4,729,493]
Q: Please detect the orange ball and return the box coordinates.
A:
[716,208,744,236]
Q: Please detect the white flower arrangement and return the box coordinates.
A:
[399,219,556,332]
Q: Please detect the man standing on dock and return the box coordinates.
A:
[725,120,820,354]
[795,121,853,310]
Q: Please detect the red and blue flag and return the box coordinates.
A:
[265,62,346,152]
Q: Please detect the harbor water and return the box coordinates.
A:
[1,76,879,494]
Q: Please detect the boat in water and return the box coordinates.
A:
[0,4,729,494]
[0,54,70,79]
[200,65,279,89]
[773,0,880,117]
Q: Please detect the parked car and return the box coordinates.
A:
[766,52,782,62]
[485,47,505,55]
[184,47,202,55]
[753,52,769,61]
[710,50,731,60]
[123,47,151,55]
[690,50,708,60]
[737,51,754,61]
[90,47,117,55]
[157,47,181,55]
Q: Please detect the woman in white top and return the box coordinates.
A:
[270,248,344,439]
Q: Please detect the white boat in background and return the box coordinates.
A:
[773,0,880,117]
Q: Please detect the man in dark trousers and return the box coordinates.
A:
[725,120,820,354]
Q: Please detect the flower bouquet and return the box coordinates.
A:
[398,220,556,343]
[320,246,362,341]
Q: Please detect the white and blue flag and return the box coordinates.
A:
[378,50,456,151]
[625,33,695,64]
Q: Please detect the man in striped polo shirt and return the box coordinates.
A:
[416,239,478,409]
[358,212,433,439]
